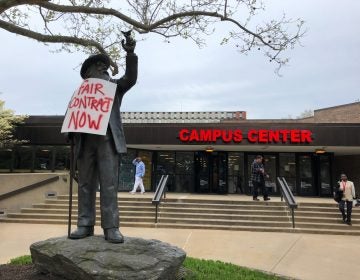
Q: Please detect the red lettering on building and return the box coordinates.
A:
[233,130,243,143]
[222,130,232,143]
[301,130,312,143]
[247,130,258,143]
[268,130,280,143]
[189,130,199,141]
[178,129,313,144]
[258,129,268,143]
[179,129,190,141]
[212,129,222,141]
[199,129,212,141]
[290,130,301,143]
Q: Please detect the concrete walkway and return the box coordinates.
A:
[0,223,359,280]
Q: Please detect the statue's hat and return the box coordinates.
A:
[80,53,110,79]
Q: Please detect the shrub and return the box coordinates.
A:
[9,255,32,265]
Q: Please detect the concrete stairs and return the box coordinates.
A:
[293,202,360,235]
[1,195,359,235]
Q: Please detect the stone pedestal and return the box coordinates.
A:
[30,236,186,280]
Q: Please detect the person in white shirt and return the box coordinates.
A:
[338,173,356,225]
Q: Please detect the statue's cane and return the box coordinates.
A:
[67,137,74,238]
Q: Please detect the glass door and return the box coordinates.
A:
[228,152,244,194]
[195,152,209,193]
[213,152,227,194]
[247,154,279,196]
[118,149,136,191]
[297,154,315,196]
[279,153,297,194]
[318,154,333,196]
[263,155,278,195]
[195,151,227,193]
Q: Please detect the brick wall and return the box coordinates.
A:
[314,102,360,123]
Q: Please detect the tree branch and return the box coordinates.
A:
[0,0,305,73]
[0,18,119,75]
[37,1,278,50]
[0,0,48,13]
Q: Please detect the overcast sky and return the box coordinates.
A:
[1,0,359,119]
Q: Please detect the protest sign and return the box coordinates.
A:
[61,78,117,135]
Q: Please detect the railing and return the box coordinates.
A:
[277,177,297,228]
[152,175,169,223]
[0,176,60,201]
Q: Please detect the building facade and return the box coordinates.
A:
[1,102,360,197]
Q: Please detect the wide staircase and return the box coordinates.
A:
[1,195,360,235]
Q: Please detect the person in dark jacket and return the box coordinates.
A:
[251,155,270,201]
[69,34,138,243]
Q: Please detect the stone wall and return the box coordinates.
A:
[0,173,77,213]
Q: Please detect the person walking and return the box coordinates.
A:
[338,173,356,225]
[130,157,146,194]
[251,155,270,201]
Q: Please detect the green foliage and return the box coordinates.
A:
[183,257,284,280]
[8,255,32,265]
[0,99,27,148]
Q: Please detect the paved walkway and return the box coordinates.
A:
[1,223,359,280]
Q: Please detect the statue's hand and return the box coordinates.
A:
[121,38,136,53]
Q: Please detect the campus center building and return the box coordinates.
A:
[1,102,360,197]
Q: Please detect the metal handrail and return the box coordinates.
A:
[152,175,169,223]
[0,176,60,201]
[277,177,297,228]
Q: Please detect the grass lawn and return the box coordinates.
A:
[183,257,285,280]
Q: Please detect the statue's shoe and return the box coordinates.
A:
[69,226,94,239]
[104,228,124,243]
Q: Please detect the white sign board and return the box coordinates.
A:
[61,78,117,135]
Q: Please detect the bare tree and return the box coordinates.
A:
[0,0,305,75]
[297,109,314,119]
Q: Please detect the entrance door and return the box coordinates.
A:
[297,154,315,196]
[297,154,333,197]
[195,151,227,193]
[246,154,279,196]
[318,155,333,196]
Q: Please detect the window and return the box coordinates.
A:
[118,149,137,191]
[176,152,194,174]
[228,152,244,194]
[319,155,332,195]
[34,146,53,172]
[54,146,70,171]
[0,149,12,172]
[155,152,196,193]
[279,153,297,194]
[13,146,33,172]
[157,151,175,175]
[299,155,314,196]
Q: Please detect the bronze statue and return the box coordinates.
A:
[69,31,138,243]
